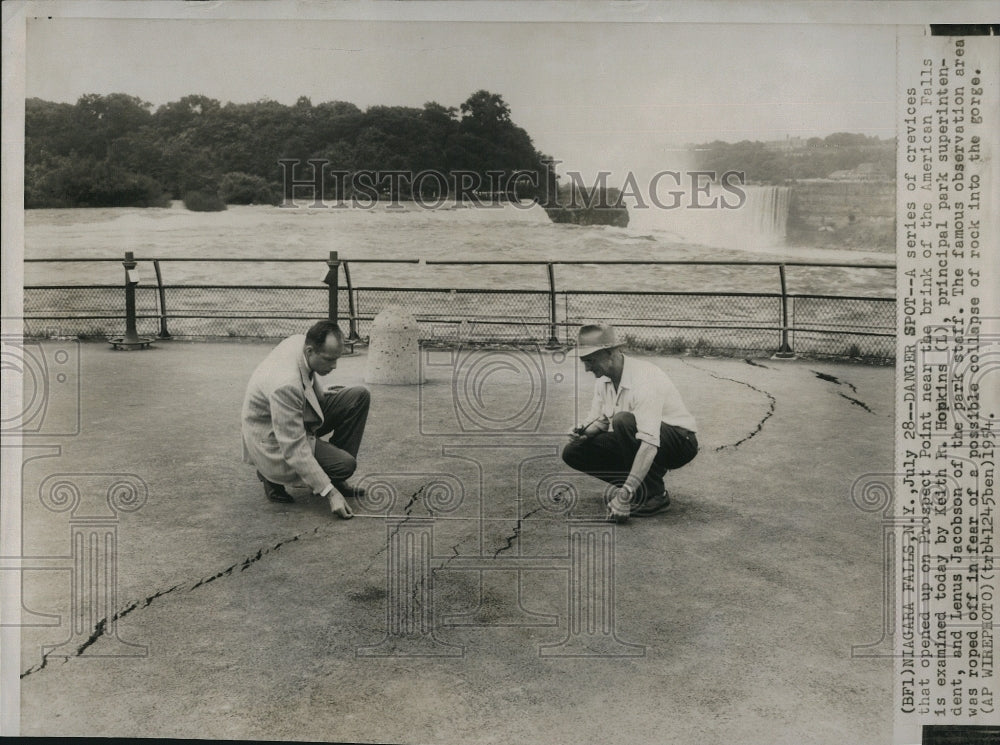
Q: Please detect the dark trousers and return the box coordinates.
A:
[312,385,370,483]
[561,411,697,499]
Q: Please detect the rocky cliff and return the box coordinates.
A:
[786,180,894,251]
[542,184,629,228]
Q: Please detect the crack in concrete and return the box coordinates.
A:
[411,573,424,617]
[403,487,434,617]
[839,392,875,414]
[811,369,858,393]
[680,359,776,452]
[362,485,429,575]
[810,369,875,413]
[20,525,327,679]
[19,654,50,678]
[744,358,770,368]
[191,529,314,590]
[402,485,427,516]
[21,578,187,679]
[72,618,108,658]
[493,505,546,558]
[142,584,182,609]
[436,540,468,572]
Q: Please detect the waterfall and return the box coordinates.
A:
[627,184,790,251]
[744,185,790,241]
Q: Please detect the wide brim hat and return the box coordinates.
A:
[573,323,622,358]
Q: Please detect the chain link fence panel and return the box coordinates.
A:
[157,285,328,337]
[354,288,552,343]
[561,292,784,355]
[22,262,897,363]
[790,295,895,362]
[24,286,160,338]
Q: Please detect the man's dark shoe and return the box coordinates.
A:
[258,471,293,503]
[333,481,366,500]
[630,490,671,517]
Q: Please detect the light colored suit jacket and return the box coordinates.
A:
[241,334,331,493]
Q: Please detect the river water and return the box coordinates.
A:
[23,195,895,297]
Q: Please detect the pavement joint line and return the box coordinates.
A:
[678,358,777,452]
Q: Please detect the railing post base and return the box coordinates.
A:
[109,251,154,351]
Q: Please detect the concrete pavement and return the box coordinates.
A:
[12,339,894,744]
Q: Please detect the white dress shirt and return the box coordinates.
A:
[585,355,697,447]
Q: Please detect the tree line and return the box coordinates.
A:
[24,90,557,209]
[690,133,895,184]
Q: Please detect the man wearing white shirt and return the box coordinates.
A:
[562,323,698,522]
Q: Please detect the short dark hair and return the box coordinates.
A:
[305,320,344,350]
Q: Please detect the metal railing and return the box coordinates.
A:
[22,252,897,362]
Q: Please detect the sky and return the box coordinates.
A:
[23,10,901,183]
